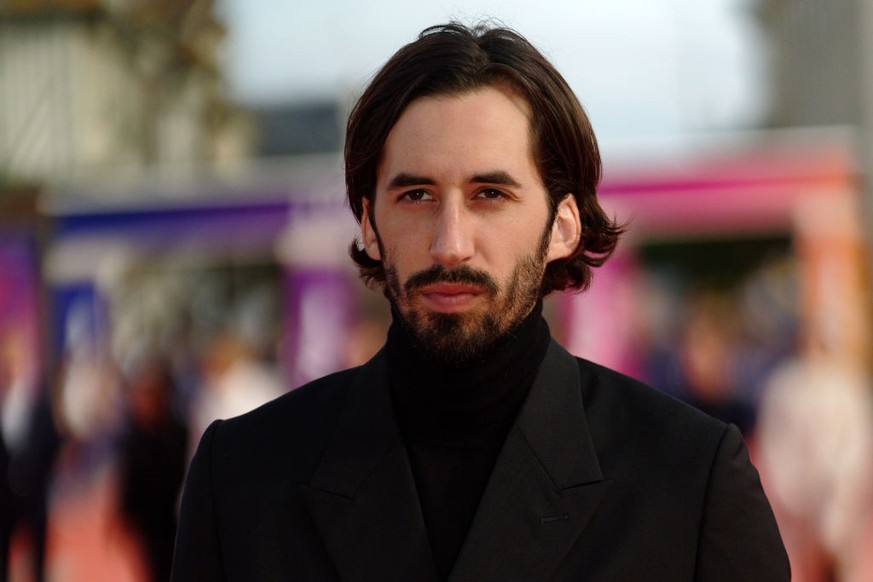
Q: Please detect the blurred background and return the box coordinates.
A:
[1,0,872,580]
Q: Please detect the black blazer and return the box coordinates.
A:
[171,341,789,581]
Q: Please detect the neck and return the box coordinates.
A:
[385,300,549,444]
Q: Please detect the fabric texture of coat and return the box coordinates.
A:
[171,340,789,581]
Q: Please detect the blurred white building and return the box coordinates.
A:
[0,0,253,184]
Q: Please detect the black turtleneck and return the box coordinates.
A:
[386,301,551,580]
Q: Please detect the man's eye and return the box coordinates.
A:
[400,189,432,202]
[476,188,506,201]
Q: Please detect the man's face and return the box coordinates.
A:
[362,86,580,364]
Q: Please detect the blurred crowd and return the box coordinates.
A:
[0,260,292,581]
[1,242,872,581]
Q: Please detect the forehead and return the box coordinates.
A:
[378,86,536,180]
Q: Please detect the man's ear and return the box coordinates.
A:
[546,194,581,262]
[361,198,381,261]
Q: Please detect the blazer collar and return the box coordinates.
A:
[301,340,608,582]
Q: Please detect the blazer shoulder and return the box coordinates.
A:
[574,356,728,463]
[205,364,365,483]
[227,365,360,431]
[565,356,789,578]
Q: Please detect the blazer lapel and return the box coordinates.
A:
[300,351,438,582]
[449,341,609,582]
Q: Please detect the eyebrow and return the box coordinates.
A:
[387,173,436,190]
[470,171,522,188]
[386,170,522,190]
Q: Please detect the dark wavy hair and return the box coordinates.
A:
[345,22,625,294]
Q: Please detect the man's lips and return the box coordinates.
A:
[417,282,484,312]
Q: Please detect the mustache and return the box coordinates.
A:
[404,264,499,296]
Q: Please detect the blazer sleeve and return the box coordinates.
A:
[171,420,226,582]
[695,423,790,581]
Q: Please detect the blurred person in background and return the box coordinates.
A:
[53,302,125,477]
[678,290,757,437]
[753,216,873,580]
[187,326,284,458]
[117,352,188,582]
[0,331,61,582]
[186,284,285,454]
[757,349,873,581]
[172,22,788,580]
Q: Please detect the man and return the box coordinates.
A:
[172,22,789,580]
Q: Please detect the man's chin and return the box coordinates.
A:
[401,308,502,367]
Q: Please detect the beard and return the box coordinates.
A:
[382,228,551,367]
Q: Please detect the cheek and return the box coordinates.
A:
[378,221,431,261]
[387,249,426,283]
[490,222,545,259]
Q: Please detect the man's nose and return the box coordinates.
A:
[429,201,474,267]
